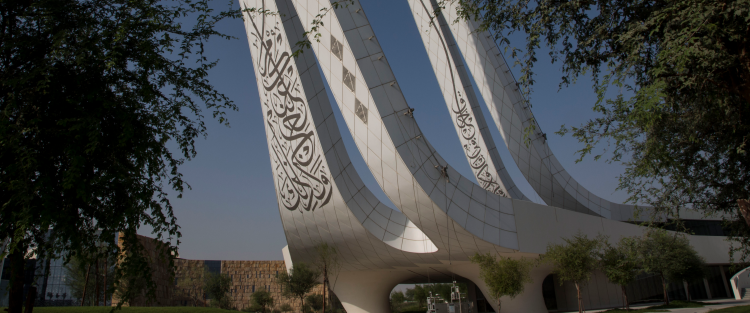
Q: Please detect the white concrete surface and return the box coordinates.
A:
[239,1,736,312]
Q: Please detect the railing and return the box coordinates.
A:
[730,266,750,299]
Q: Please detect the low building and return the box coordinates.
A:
[174,259,324,311]
[113,233,324,311]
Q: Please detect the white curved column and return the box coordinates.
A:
[730,265,750,299]
[407,0,529,201]
[241,0,439,272]
[422,2,650,220]
[290,0,520,257]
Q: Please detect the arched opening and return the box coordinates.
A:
[542,274,558,311]
[387,274,496,313]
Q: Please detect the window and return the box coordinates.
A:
[252,285,255,293]
[343,67,355,92]
[331,36,343,61]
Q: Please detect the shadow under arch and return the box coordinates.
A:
[542,274,558,312]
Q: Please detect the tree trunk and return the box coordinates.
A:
[25,286,37,313]
[686,281,691,301]
[7,246,25,313]
[621,285,629,311]
[323,266,327,313]
[660,274,669,305]
[575,282,583,313]
[497,299,502,313]
[81,263,92,306]
[41,256,51,307]
[95,257,100,306]
[300,296,305,313]
[738,199,750,226]
[103,258,107,306]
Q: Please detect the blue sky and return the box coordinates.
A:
[147,0,630,261]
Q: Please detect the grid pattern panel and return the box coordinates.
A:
[291,0,520,252]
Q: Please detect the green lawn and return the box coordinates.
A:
[601,300,711,312]
[1,307,236,313]
[650,300,707,309]
[602,307,668,312]
[709,305,750,313]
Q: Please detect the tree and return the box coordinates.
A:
[204,271,233,309]
[176,265,210,306]
[452,0,750,259]
[470,253,534,312]
[64,254,115,306]
[252,289,275,313]
[279,303,294,312]
[425,283,466,302]
[276,263,320,313]
[391,290,406,304]
[391,290,406,312]
[0,0,239,310]
[543,233,603,313]
[600,237,640,311]
[666,251,705,302]
[305,294,324,313]
[312,243,340,313]
[639,229,703,304]
[244,302,264,313]
[408,285,428,308]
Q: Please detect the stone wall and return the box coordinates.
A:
[221,260,324,311]
[173,259,208,307]
[111,236,326,311]
[111,233,175,307]
[173,259,324,311]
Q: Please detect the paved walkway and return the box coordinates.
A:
[562,298,750,312]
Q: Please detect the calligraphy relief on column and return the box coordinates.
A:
[413,0,508,198]
[451,90,507,197]
[246,10,332,212]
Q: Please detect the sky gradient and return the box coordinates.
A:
[146,0,631,261]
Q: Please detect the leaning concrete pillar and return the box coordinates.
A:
[466,280,477,312]
[449,262,551,313]
[332,271,410,313]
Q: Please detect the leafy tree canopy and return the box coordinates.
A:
[470,252,533,311]
[63,254,115,306]
[403,283,467,306]
[204,271,233,309]
[305,294,324,312]
[0,0,238,308]
[638,229,704,304]
[543,233,603,313]
[252,289,275,313]
[453,0,750,257]
[279,303,294,312]
[600,237,640,287]
[276,263,320,311]
[600,236,640,310]
[391,290,406,304]
[311,243,339,313]
[176,265,211,307]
